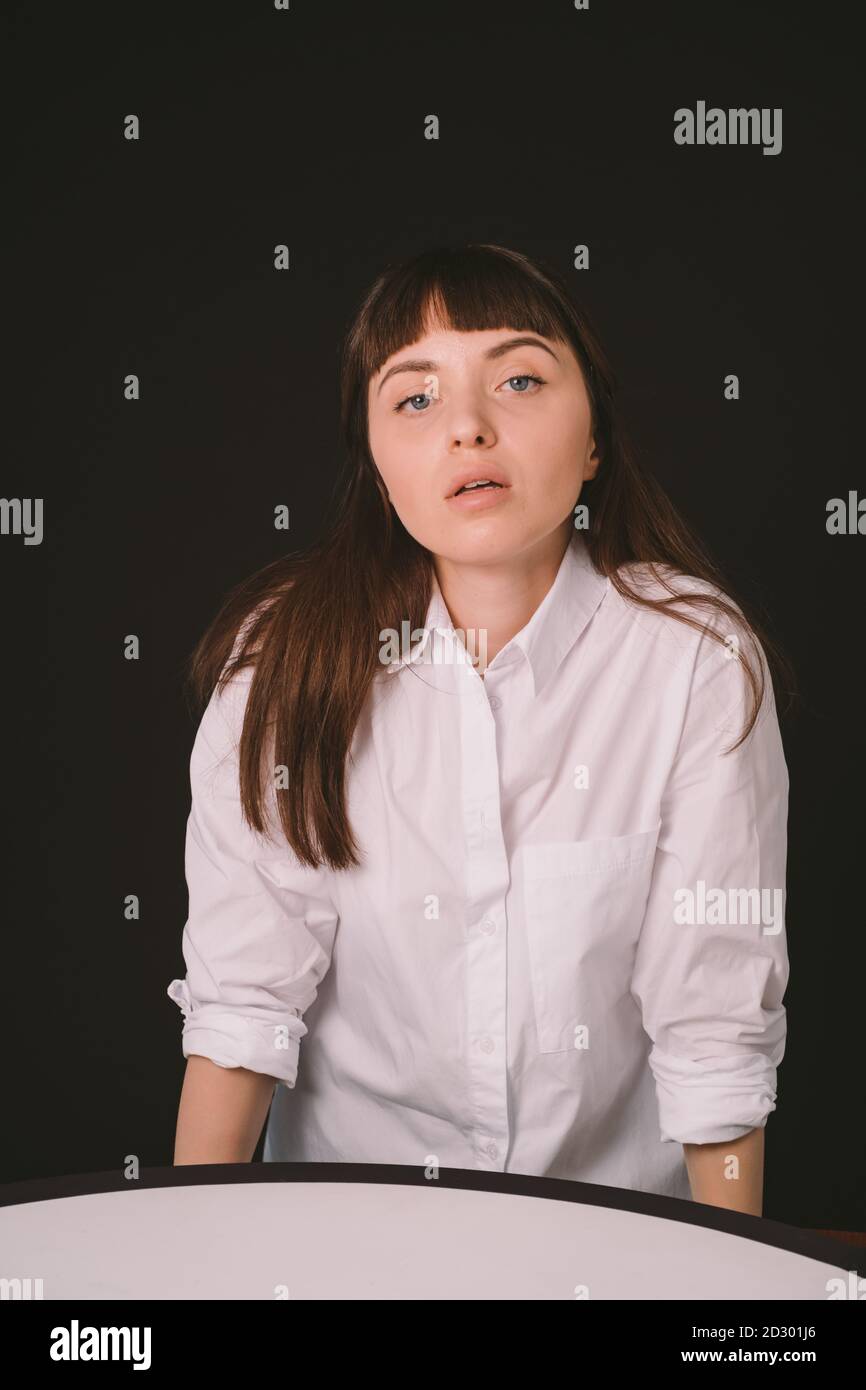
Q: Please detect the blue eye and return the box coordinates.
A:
[393,391,432,414]
[393,373,545,414]
[504,373,545,393]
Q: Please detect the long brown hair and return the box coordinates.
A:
[185,242,796,871]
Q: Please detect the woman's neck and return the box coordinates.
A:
[433,520,571,670]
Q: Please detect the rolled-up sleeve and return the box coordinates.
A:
[166,663,339,1088]
[630,617,790,1145]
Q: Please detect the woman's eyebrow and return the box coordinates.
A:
[375,335,560,396]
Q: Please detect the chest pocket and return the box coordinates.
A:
[522,825,660,1053]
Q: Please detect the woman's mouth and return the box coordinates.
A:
[447,481,511,511]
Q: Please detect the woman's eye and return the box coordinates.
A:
[502,373,545,393]
[393,391,432,414]
[392,373,545,414]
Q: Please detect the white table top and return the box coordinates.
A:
[0,1167,859,1300]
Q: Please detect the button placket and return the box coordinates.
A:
[458,665,510,1171]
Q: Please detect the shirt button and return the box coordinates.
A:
[480,917,496,934]
[479,1036,494,1053]
[489,695,502,710]
[485,1141,498,1160]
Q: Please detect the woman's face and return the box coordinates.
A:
[366,318,599,565]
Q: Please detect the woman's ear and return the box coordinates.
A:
[584,441,601,480]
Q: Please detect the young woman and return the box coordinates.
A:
[167,243,792,1212]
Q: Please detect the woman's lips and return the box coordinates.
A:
[446,484,512,512]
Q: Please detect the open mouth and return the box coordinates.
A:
[453,480,504,497]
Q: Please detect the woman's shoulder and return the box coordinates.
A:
[608,558,759,674]
[204,598,277,736]
[614,558,728,605]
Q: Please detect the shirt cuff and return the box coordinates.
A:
[167,978,305,1089]
[649,1045,778,1144]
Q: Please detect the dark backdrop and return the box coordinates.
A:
[4,0,863,1231]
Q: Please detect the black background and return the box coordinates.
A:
[4,1,863,1231]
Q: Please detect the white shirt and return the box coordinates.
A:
[167,531,789,1200]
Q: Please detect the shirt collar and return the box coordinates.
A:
[387,532,610,698]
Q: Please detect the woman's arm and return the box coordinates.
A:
[166,656,340,1161]
[173,1055,277,1164]
[684,1126,764,1214]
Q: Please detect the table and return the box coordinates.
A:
[0,1164,860,1300]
